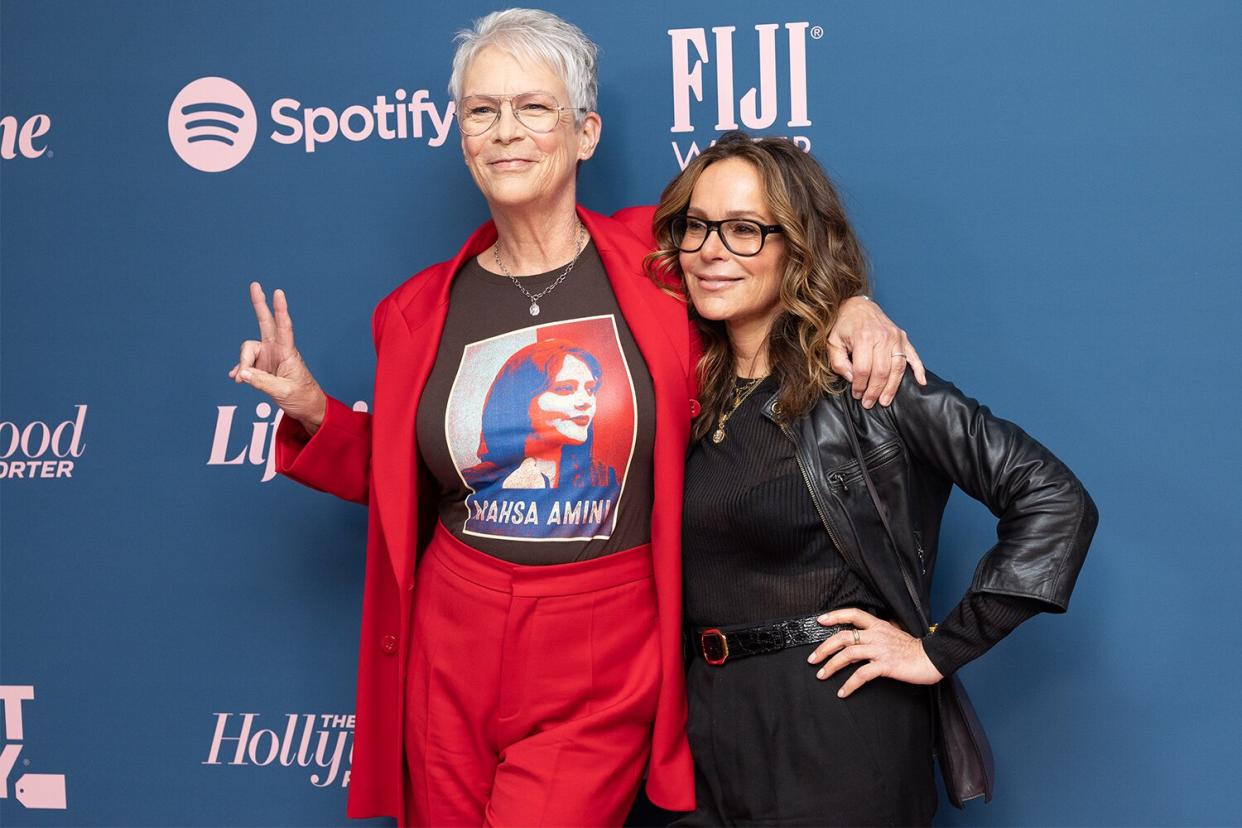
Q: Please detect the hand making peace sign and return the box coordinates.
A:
[229,281,327,433]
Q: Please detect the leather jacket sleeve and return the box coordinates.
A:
[881,371,1098,611]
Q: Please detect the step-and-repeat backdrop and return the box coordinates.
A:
[3,1,1239,825]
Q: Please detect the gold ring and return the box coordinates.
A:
[851,629,861,646]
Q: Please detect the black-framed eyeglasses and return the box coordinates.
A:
[671,215,784,257]
[457,92,588,136]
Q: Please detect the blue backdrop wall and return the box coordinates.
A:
[2,1,1239,825]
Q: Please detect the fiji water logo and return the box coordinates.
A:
[168,77,259,172]
[0,686,68,810]
[668,21,821,168]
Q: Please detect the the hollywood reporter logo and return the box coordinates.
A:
[0,406,86,481]
[668,21,819,168]
[1,686,68,810]
[204,712,353,788]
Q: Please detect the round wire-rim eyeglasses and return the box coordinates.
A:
[457,92,588,136]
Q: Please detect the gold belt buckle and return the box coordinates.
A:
[699,628,729,666]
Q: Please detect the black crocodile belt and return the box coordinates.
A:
[697,616,852,666]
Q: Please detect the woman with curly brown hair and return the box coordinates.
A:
[649,132,1097,825]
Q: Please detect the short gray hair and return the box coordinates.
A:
[448,8,599,119]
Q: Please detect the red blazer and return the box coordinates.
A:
[276,205,698,818]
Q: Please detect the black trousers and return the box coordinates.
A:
[675,644,937,827]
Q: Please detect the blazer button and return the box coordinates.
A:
[381,634,398,655]
[689,398,702,418]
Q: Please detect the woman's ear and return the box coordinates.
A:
[577,112,602,161]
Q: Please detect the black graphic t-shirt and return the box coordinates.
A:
[416,241,656,565]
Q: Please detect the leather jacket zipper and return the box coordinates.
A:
[827,442,902,493]
[780,422,849,553]
[779,414,929,632]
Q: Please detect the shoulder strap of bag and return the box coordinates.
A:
[840,404,928,628]
[840,398,995,808]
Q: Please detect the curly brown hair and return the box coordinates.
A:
[646,132,869,440]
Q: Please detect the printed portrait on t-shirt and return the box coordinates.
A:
[445,315,638,541]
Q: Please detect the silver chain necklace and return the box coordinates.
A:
[492,222,587,316]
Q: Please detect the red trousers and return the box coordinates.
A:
[403,525,661,826]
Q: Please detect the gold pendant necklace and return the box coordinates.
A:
[712,375,766,444]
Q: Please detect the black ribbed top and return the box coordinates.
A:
[682,376,886,629]
[922,593,1040,676]
[682,376,1042,676]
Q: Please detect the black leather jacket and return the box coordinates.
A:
[760,371,1098,639]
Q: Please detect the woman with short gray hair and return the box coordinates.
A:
[230,8,920,824]
[449,7,600,118]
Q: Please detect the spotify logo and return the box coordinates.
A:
[168,74,454,172]
[168,77,258,172]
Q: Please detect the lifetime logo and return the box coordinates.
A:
[167,77,259,172]
[0,686,68,810]
[208,400,369,482]
[0,113,52,160]
[169,76,455,172]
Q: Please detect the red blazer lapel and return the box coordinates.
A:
[578,206,692,401]
[370,222,498,588]
[579,206,697,797]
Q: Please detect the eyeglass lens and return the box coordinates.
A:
[458,93,563,135]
